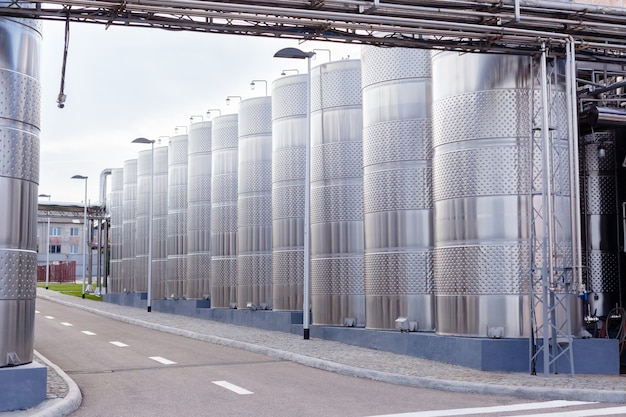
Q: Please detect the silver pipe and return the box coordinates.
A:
[34,0,587,43]
[99,167,112,207]
[566,38,580,377]
[566,38,583,295]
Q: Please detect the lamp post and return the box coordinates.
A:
[71,175,88,298]
[225,95,242,105]
[274,47,316,340]
[250,79,268,96]
[133,137,155,312]
[206,109,221,119]
[38,193,51,289]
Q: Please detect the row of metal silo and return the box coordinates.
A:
[109,46,591,338]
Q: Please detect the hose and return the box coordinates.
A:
[599,306,626,355]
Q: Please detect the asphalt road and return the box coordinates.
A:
[34,298,624,417]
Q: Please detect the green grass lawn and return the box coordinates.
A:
[37,283,102,301]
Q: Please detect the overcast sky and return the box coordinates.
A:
[38,20,361,204]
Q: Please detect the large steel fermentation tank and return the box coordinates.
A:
[0,15,41,367]
[237,97,273,308]
[211,114,239,307]
[152,146,169,300]
[187,121,212,299]
[271,74,307,311]
[108,167,124,293]
[432,51,578,337]
[361,46,434,331]
[310,60,365,326]
[580,130,621,320]
[134,149,151,292]
[166,135,188,299]
[122,159,137,292]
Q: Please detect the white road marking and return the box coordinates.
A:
[81,330,96,336]
[60,322,73,326]
[35,310,40,314]
[44,315,55,320]
[109,341,129,347]
[367,400,596,417]
[523,406,626,416]
[211,380,254,395]
[149,356,176,365]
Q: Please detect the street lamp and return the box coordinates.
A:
[206,109,221,119]
[274,47,316,340]
[132,137,155,312]
[38,193,51,289]
[225,95,242,105]
[250,79,268,96]
[281,69,299,76]
[71,174,88,298]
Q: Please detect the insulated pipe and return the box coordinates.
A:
[38,0,622,47]
[99,168,112,208]
[567,38,583,297]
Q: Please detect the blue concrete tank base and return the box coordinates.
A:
[0,361,47,412]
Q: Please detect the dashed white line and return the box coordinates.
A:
[109,341,129,347]
[149,356,176,365]
[367,400,596,417]
[35,310,40,314]
[211,380,253,395]
[44,316,55,320]
[81,330,96,336]
[60,322,73,327]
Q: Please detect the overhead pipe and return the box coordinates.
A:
[32,0,626,44]
[579,106,626,127]
[99,167,112,208]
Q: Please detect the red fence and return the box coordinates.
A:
[37,261,76,283]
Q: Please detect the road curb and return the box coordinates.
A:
[30,350,82,417]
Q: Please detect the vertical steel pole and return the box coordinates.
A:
[82,178,88,298]
[303,55,311,340]
[147,141,154,312]
[45,195,51,289]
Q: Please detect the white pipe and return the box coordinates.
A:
[99,167,112,208]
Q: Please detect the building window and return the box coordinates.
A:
[70,227,79,236]
[70,245,79,254]
[49,245,61,254]
[49,227,61,236]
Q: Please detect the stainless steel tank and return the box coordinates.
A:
[109,167,124,293]
[211,114,239,307]
[361,46,434,331]
[187,121,212,299]
[167,135,188,299]
[0,15,41,367]
[122,158,138,292]
[238,97,273,309]
[310,60,365,326]
[135,149,151,292]
[152,145,169,300]
[271,74,307,311]
[431,52,578,337]
[580,130,620,320]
